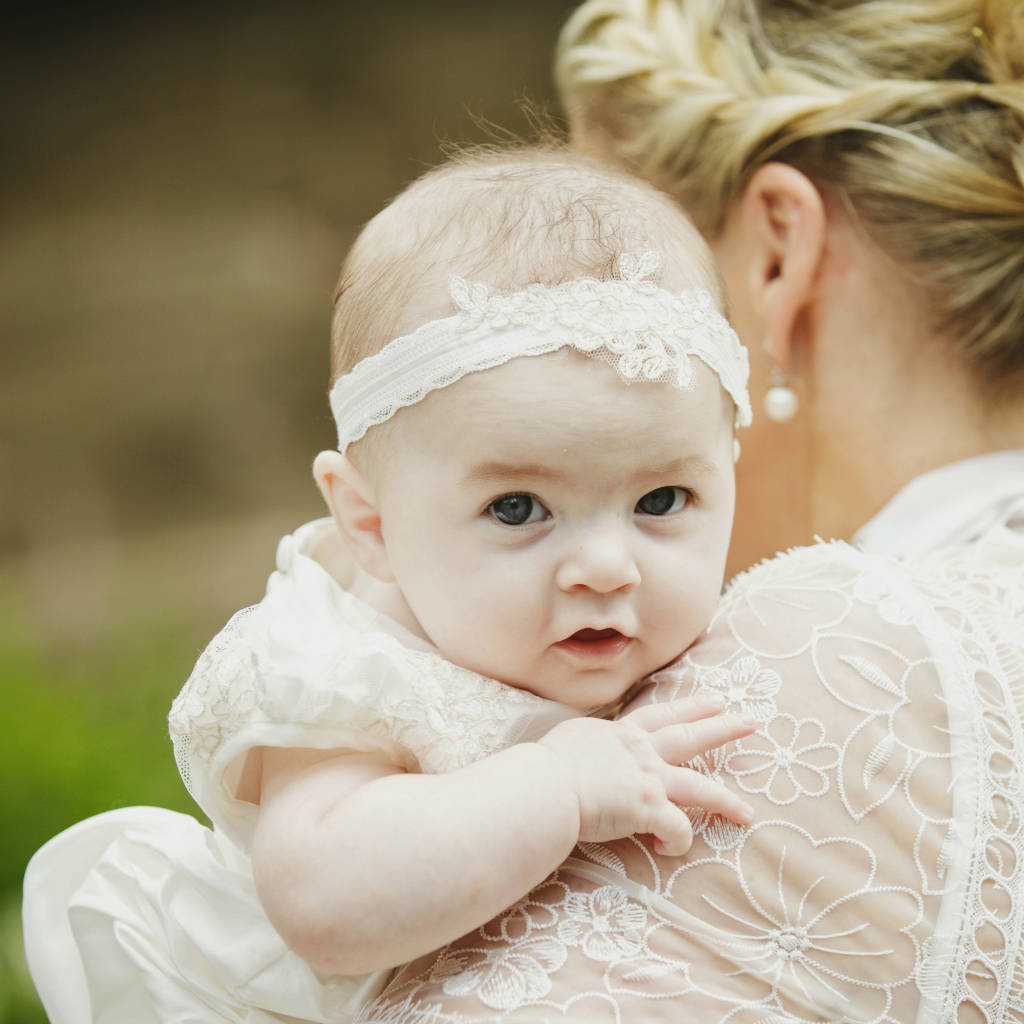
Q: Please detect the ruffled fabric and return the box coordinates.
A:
[169,518,581,851]
[23,807,384,1023]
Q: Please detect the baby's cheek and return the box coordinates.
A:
[430,595,524,676]
[650,568,718,654]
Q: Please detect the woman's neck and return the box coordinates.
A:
[792,199,1024,540]
[806,304,1024,542]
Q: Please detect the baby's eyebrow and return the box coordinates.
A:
[642,456,719,478]
[464,461,561,484]
[464,454,719,486]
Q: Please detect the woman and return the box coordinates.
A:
[359,1,1024,1021]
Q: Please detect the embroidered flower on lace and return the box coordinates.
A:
[726,714,839,805]
[329,249,751,451]
[713,543,860,659]
[682,823,923,1017]
[493,895,561,938]
[696,656,781,722]
[827,649,950,826]
[555,887,647,962]
[432,936,567,1011]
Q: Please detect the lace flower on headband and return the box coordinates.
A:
[329,250,751,451]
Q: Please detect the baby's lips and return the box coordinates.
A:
[554,628,634,660]
[568,627,624,642]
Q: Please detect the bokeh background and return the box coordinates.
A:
[1,3,574,1018]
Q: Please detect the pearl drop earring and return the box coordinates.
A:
[764,368,799,422]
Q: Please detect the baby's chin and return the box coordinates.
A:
[489,667,644,713]
[437,640,676,711]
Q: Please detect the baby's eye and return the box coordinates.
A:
[635,486,691,516]
[487,493,549,526]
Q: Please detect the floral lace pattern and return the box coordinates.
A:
[328,250,751,451]
[359,538,1024,1024]
[168,520,579,850]
[169,605,260,794]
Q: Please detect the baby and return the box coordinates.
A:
[238,146,755,975]
[25,146,756,1024]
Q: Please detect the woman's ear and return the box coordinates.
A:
[312,450,395,582]
[725,162,826,369]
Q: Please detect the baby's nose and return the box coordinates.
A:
[555,530,641,594]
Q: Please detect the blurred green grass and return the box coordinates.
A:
[1,602,206,1023]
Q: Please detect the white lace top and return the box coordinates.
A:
[359,451,1024,1024]
[168,518,581,851]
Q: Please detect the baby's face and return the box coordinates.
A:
[373,350,736,709]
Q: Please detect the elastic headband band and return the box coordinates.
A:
[329,250,751,451]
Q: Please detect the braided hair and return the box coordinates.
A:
[557,0,1024,393]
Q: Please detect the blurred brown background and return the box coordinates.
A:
[2,0,573,641]
[1,3,573,1017]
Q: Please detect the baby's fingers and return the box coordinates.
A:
[646,802,694,858]
[664,768,754,826]
[653,713,758,765]
[624,694,727,731]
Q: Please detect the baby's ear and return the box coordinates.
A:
[312,451,395,582]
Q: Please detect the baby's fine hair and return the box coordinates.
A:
[329,145,724,383]
[556,0,1024,398]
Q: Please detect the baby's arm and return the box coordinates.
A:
[251,693,755,976]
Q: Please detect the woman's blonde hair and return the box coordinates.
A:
[556,0,1024,394]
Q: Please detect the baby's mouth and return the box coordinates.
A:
[555,628,632,660]
[572,628,622,642]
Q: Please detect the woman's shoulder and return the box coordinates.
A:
[721,536,930,598]
[706,539,926,656]
[715,533,1021,654]
[728,519,1024,593]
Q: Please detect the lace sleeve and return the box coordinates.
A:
[359,542,1024,1023]
[166,602,427,850]
[169,583,580,853]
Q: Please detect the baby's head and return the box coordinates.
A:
[315,147,751,709]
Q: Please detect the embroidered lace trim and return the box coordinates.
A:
[329,250,751,451]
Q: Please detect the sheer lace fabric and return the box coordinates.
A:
[359,529,1024,1023]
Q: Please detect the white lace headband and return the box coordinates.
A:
[329,250,751,451]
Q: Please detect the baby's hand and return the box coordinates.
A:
[538,694,756,856]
